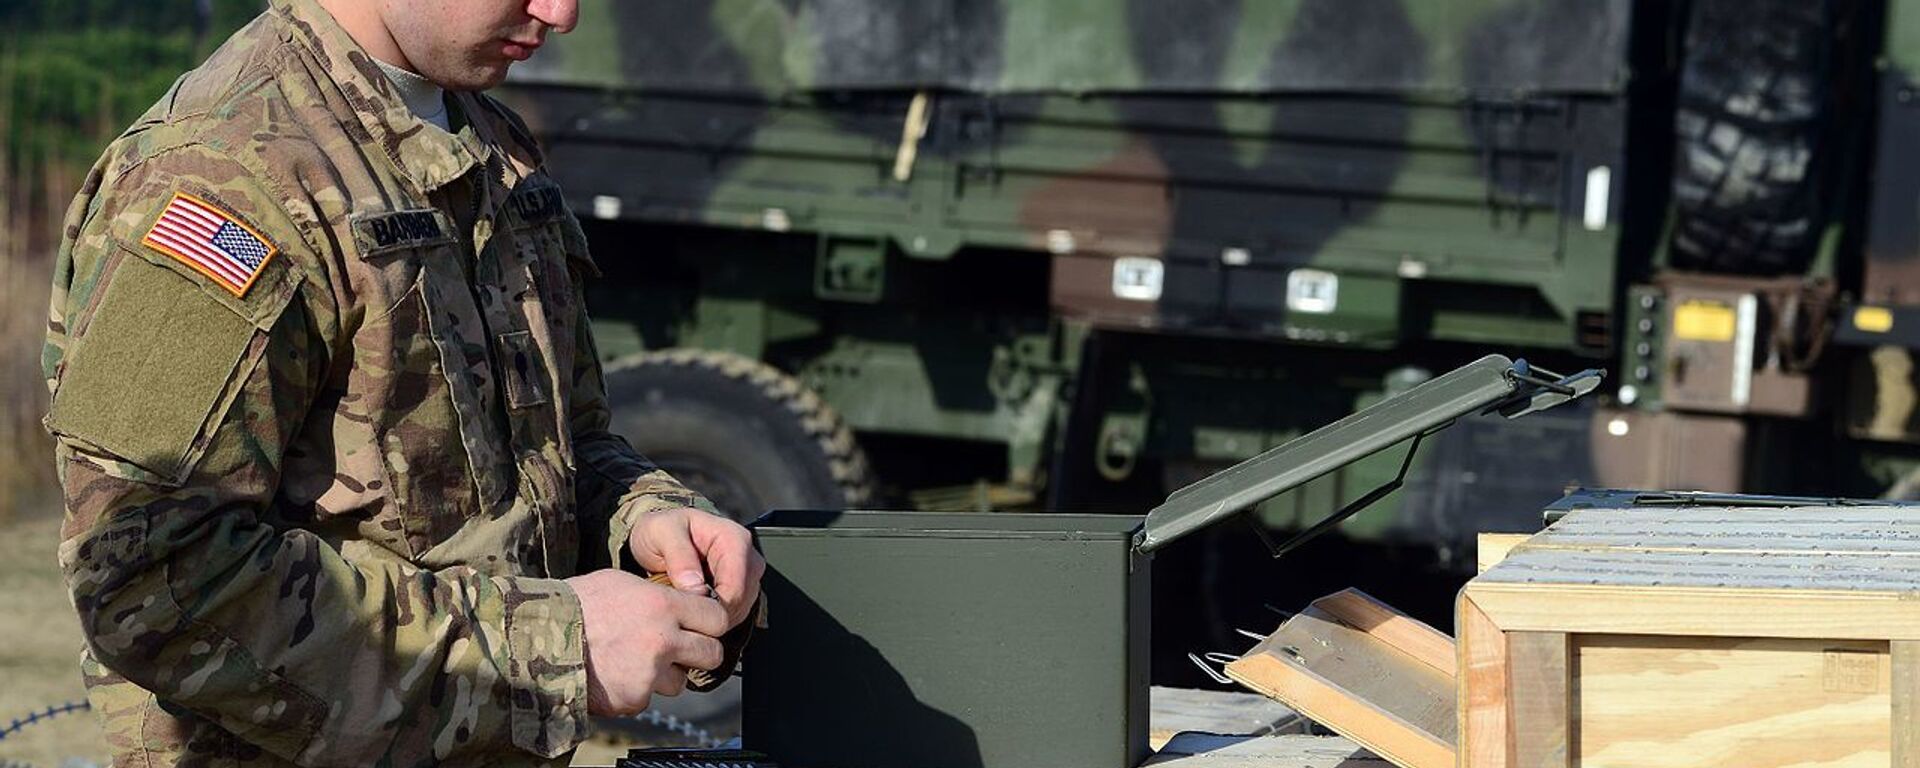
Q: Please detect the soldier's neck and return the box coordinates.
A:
[314,0,415,73]
[373,58,451,132]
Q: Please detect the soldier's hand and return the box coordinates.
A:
[628,507,767,628]
[565,569,728,717]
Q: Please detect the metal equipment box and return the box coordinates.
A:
[744,511,1150,768]
[742,356,1600,768]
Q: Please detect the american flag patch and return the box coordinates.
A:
[141,192,278,298]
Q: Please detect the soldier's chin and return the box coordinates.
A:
[432,58,513,92]
[473,65,512,91]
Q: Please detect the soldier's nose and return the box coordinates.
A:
[527,0,576,34]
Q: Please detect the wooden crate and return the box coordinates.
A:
[1459,505,1920,768]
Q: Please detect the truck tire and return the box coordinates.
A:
[598,350,873,741]
[1669,0,1833,275]
[602,349,875,521]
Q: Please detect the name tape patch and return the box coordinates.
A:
[367,211,444,248]
[351,208,452,256]
[141,192,279,298]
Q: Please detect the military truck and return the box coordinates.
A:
[492,0,1919,562]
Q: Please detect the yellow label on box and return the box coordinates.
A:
[1854,306,1894,333]
[1673,300,1737,342]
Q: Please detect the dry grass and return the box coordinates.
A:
[0,47,62,526]
[0,46,98,768]
[0,512,100,768]
[1,243,56,525]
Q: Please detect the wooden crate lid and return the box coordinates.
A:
[1466,506,1920,640]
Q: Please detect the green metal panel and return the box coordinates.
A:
[506,83,1625,352]
[795,335,1040,442]
[745,511,1149,768]
[1139,354,1600,552]
[1888,0,1920,72]
[511,0,1630,96]
[1138,354,1522,551]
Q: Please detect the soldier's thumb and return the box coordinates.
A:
[654,524,708,593]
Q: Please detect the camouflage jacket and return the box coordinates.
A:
[41,0,710,765]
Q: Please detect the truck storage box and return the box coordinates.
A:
[744,510,1150,768]
[1459,493,1920,768]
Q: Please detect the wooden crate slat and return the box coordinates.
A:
[1504,632,1568,768]
[1572,635,1889,767]
[1466,582,1920,640]
[1475,533,1531,575]
[1896,641,1919,768]
[1313,589,1456,676]
[1143,733,1391,767]
[1457,594,1508,768]
[1226,591,1456,768]
[1523,507,1920,554]
[1479,548,1920,593]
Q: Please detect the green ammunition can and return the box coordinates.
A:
[740,356,1604,768]
[744,510,1150,768]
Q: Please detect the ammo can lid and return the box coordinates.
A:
[1135,354,1602,553]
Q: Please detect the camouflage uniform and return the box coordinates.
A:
[41,0,713,764]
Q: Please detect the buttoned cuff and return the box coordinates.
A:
[606,488,722,575]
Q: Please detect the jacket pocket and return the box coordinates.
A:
[357,248,512,559]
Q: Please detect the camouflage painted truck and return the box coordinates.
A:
[492,0,1920,561]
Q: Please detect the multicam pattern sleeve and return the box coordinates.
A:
[46,144,589,764]
[555,229,723,574]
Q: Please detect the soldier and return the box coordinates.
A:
[41,0,765,764]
